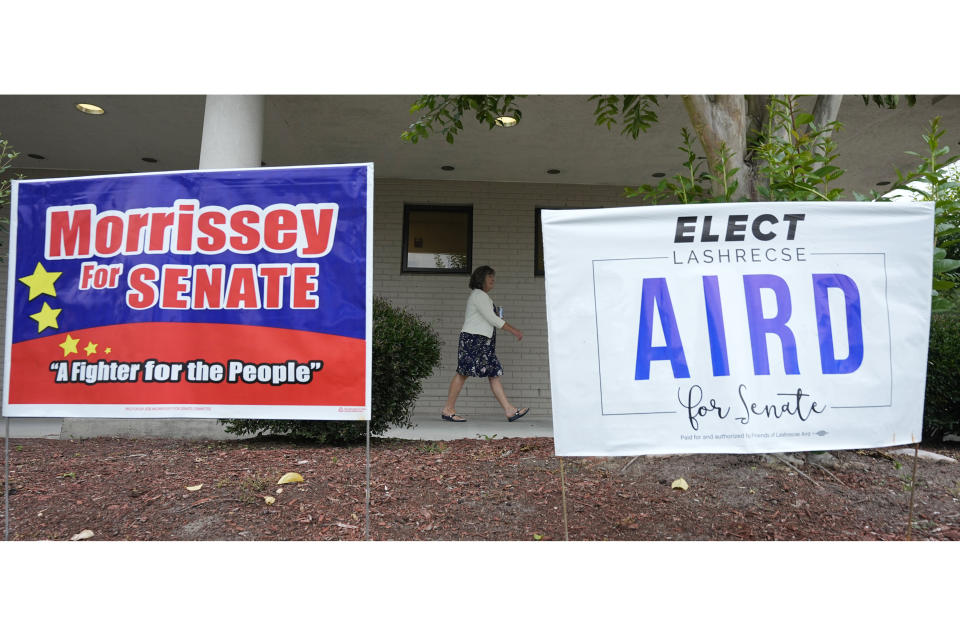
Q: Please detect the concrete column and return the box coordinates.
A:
[199,95,264,169]
[59,96,269,443]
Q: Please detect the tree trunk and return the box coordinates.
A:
[682,95,755,200]
[810,95,844,174]
[812,95,843,130]
[683,95,845,201]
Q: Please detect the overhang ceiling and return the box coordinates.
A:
[1,94,958,195]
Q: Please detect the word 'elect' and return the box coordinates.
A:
[674,213,806,243]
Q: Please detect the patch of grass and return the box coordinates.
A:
[57,472,76,479]
[239,474,272,493]
[948,482,960,498]
[418,442,447,454]
[910,519,938,532]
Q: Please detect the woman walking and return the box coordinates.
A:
[441,265,530,423]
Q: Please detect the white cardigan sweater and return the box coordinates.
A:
[461,289,505,338]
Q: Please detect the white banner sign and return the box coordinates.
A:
[542,202,934,456]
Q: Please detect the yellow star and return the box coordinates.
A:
[84,341,98,356]
[19,262,62,301]
[105,347,112,355]
[29,302,62,333]
[59,334,80,357]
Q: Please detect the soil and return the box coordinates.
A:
[3,436,959,541]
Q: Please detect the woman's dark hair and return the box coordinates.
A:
[469,265,495,290]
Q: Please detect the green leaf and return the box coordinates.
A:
[795,113,814,126]
[813,165,841,178]
[931,297,953,311]
[932,278,956,291]
[934,258,960,274]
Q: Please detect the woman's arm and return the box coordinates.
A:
[501,321,523,341]
[472,291,506,330]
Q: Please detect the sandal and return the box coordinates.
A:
[507,407,529,422]
[441,413,467,423]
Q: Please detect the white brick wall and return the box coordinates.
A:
[374,178,630,418]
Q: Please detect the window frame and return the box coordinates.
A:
[536,206,573,277]
[535,207,546,276]
[537,206,608,276]
[401,203,474,274]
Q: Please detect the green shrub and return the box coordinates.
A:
[221,296,442,444]
[923,312,960,442]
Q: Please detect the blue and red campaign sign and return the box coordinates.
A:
[3,164,373,420]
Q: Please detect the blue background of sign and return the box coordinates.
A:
[11,165,368,344]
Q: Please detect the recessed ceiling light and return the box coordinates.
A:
[141,157,158,163]
[546,169,561,175]
[652,172,666,178]
[494,115,518,127]
[28,153,46,160]
[876,180,891,186]
[75,103,105,115]
[441,165,455,171]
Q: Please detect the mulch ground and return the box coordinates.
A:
[3,435,959,541]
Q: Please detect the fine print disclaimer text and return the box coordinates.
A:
[679,430,827,442]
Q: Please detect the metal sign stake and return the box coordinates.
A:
[365,420,371,541]
[4,416,10,542]
[559,457,570,541]
[905,442,920,541]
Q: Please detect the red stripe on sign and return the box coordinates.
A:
[7,322,365,407]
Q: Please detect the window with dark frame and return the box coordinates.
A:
[402,204,473,273]
[535,208,546,276]
[537,206,607,276]
[536,206,576,276]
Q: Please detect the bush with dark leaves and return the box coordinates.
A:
[923,312,960,442]
[222,297,442,444]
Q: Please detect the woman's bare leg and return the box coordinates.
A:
[488,376,519,418]
[443,374,468,416]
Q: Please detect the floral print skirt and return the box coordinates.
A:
[456,332,503,378]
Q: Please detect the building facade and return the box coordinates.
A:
[2,94,959,432]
